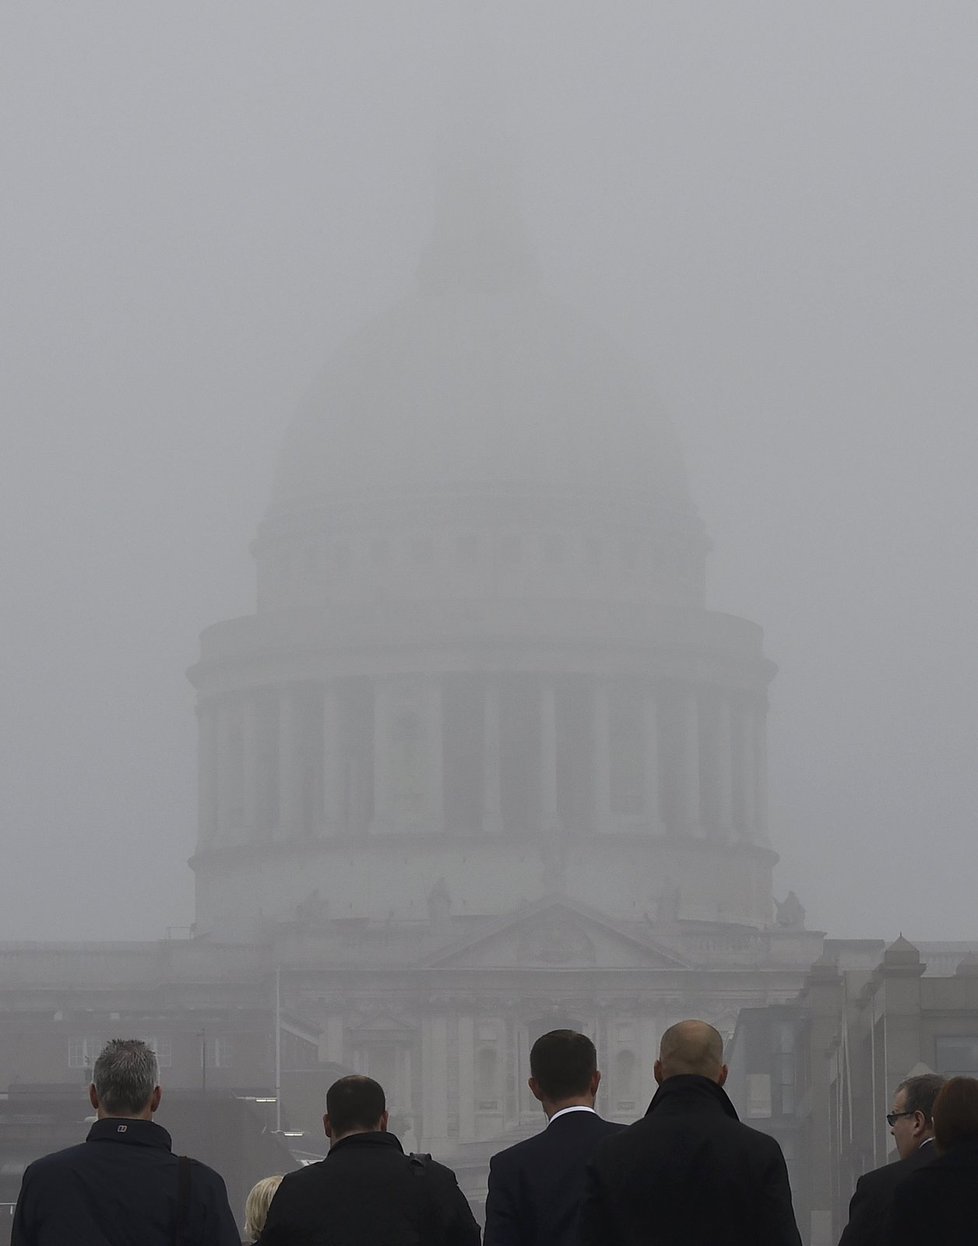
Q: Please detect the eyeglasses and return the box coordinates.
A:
[886,1110,917,1127]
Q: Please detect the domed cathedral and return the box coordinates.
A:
[188,161,821,1162]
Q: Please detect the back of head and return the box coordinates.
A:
[897,1072,946,1126]
[933,1076,978,1153]
[243,1175,283,1242]
[326,1075,386,1137]
[92,1039,159,1116]
[529,1030,597,1101]
[657,1020,724,1081]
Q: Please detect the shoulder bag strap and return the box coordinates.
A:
[173,1154,191,1246]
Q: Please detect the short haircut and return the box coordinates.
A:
[529,1030,597,1100]
[243,1175,283,1241]
[658,1020,724,1078]
[326,1075,386,1136]
[897,1073,946,1123]
[932,1077,978,1153]
[92,1038,159,1115]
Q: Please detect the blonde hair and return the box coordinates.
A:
[243,1175,283,1241]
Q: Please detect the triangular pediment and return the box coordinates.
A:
[424,897,691,971]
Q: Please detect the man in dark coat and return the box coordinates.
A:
[11,1038,240,1246]
[579,1019,801,1246]
[838,1072,943,1246]
[484,1029,624,1246]
[261,1074,480,1246]
[888,1075,978,1246]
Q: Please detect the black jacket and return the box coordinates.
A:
[11,1117,240,1246]
[888,1138,978,1246]
[579,1075,802,1246]
[484,1109,625,1246]
[838,1140,935,1246]
[259,1131,480,1246]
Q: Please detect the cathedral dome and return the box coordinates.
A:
[272,285,693,516]
[269,169,693,520]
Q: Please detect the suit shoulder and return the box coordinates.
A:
[859,1153,924,1195]
[490,1130,547,1170]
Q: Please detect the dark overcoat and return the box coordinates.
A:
[579,1074,802,1246]
[260,1131,480,1246]
[888,1137,978,1246]
[10,1117,240,1246]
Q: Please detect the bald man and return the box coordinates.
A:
[579,1020,801,1246]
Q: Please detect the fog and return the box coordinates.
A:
[2,1,976,944]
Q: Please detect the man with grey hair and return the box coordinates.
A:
[580,1019,801,1245]
[12,1038,240,1245]
[838,1072,945,1246]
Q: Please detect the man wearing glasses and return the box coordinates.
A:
[838,1072,945,1246]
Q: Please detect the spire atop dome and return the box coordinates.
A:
[417,132,538,294]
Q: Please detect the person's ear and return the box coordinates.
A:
[717,1064,729,1088]
[378,1110,389,1133]
[150,1086,162,1112]
[590,1069,602,1097]
[323,1113,332,1138]
[88,1084,99,1112]
[653,1060,664,1086]
[528,1077,545,1104]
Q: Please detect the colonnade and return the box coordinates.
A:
[197,676,768,848]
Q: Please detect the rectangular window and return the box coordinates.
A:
[746,1073,772,1118]
[213,1037,234,1069]
[936,1036,978,1076]
[67,1037,102,1069]
[143,1037,172,1069]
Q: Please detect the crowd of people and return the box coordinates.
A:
[9,1030,978,1244]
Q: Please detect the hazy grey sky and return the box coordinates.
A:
[2,1,976,942]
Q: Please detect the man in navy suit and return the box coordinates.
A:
[484,1029,624,1246]
[838,1072,944,1246]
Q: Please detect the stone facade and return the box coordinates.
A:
[0,191,830,1232]
[728,937,978,1246]
[178,198,827,1198]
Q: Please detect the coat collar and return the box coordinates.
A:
[327,1130,405,1157]
[644,1074,740,1120]
[86,1118,173,1149]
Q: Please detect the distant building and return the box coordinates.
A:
[179,174,826,1186]
[728,935,978,1246]
[7,172,935,1243]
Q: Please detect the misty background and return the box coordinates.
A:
[2,1,976,943]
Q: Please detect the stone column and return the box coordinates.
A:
[425,680,444,831]
[421,1013,450,1150]
[540,683,560,833]
[371,680,393,833]
[457,1014,475,1141]
[482,680,502,834]
[680,688,702,836]
[278,686,302,837]
[322,1014,344,1065]
[215,699,233,844]
[643,692,662,833]
[400,1044,414,1121]
[754,699,769,844]
[197,701,218,847]
[738,697,756,840]
[240,693,260,839]
[715,694,735,840]
[322,684,342,835]
[593,682,611,833]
